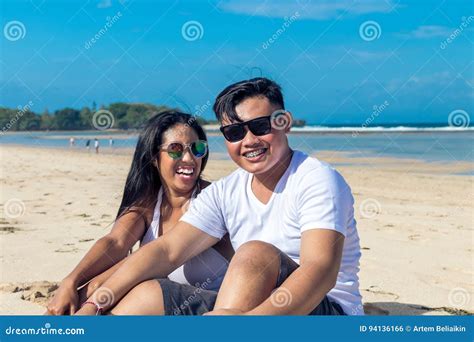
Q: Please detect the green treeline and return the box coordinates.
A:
[0,102,211,132]
[1,102,306,133]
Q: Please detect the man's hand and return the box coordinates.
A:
[204,308,245,315]
[45,279,79,315]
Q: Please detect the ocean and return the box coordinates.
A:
[1,126,472,164]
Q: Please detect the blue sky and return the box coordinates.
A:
[1,0,473,124]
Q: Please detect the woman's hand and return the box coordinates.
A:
[45,279,79,315]
[75,302,101,315]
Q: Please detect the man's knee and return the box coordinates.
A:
[236,240,280,259]
[232,240,281,271]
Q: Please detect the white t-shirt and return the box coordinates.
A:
[141,188,229,291]
[181,150,363,315]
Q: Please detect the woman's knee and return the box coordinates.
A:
[109,279,165,315]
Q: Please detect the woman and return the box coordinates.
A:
[46,111,233,315]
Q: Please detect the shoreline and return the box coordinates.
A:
[2,129,474,137]
[0,142,472,175]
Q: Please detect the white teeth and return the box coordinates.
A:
[176,167,194,175]
[244,149,265,158]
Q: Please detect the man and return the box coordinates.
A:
[77,77,363,316]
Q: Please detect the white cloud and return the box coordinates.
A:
[217,0,398,20]
[349,50,391,62]
[97,0,112,9]
[386,71,455,93]
[401,25,452,39]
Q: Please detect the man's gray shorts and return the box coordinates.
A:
[157,249,346,315]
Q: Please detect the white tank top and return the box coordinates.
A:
[140,187,228,291]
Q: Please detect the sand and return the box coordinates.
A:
[0,145,472,315]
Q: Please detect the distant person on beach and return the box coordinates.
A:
[85,139,90,152]
[109,137,114,148]
[76,78,362,316]
[69,137,75,147]
[94,138,99,154]
[46,111,233,315]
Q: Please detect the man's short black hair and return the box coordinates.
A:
[213,77,285,123]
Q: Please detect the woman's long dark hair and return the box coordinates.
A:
[116,110,208,220]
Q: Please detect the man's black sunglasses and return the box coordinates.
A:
[219,116,273,143]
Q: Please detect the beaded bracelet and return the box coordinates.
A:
[81,301,103,315]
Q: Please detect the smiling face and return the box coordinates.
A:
[157,123,203,195]
[222,96,292,180]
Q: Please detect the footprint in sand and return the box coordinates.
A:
[363,286,400,301]
[54,247,79,253]
[0,281,59,306]
[0,226,22,234]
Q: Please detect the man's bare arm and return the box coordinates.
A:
[76,221,219,314]
[247,229,344,315]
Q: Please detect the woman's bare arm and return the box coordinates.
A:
[46,210,148,315]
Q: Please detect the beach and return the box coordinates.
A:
[0,144,472,315]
